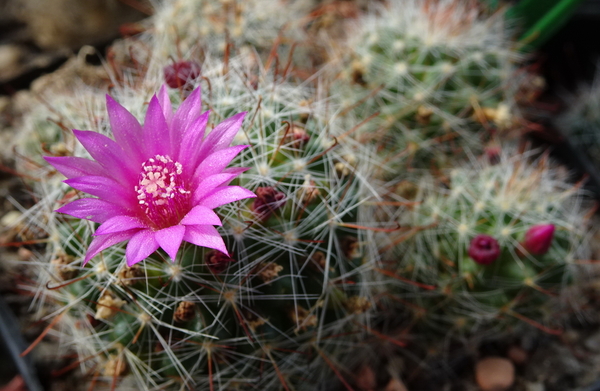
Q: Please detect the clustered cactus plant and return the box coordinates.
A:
[332,0,524,170]
[378,148,592,339]
[18,43,383,389]
[150,0,314,61]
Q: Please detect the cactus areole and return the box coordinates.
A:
[468,234,500,265]
[45,86,255,266]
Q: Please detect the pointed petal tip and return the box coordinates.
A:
[126,257,141,267]
[155,225,185,261]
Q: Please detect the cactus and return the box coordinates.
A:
[378,148,593,339]
[331,0,524,170]
[150,0,315,61]
[16,44,383,390]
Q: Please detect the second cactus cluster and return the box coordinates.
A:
[379,149,591,338]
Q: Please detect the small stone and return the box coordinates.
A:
[17,247,34,261]
[507,345,528,365]
[524,382,545,391]
[385,377,408,391]
[475,357,515,391]
[355,365,377,391]
[584,332,600,353]
[0,45,23,81]
[0,210,22,227]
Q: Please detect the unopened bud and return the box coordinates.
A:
[164,61,201,89]
[468,234,500,265]
[523,224,555,255]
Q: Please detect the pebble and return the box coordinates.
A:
[385,377,408,391]
[0,45,23,81]
[524,381,545,391]
[507,345,528,365]
[356,365,377,391]
[584,332,600,353]
[475,357,515,391]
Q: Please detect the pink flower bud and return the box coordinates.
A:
[523,224,555,255]
[468,234,500,265]
[164,61,201,89]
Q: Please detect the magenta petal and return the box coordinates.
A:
[125,230,160,267]
[106,95,145,164]
[64,176,134,208]
[177,111,210,167]
[57,198,129,223]
[95,215,147,236]
[192,145,248,183]
[172,86,202,139]
[158,85,173,125]
[155,225,185,261]
[44,156,104,179]
[142,96,170,157]
[84,229,140,264]
[222,166,250,175]
[72,130,137,184]
[192,173,241,203]
[183,225,227,254]
[197,112,246,158]
[199,186,256,209]
[180,205,222,226]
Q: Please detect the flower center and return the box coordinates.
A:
[135,155,191,228]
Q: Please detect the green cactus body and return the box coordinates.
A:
[333,0,522,170]
[380,150,592,337]
[20,50,381,391]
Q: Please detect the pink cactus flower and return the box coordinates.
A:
[468,234,500,265]
[523,224,555,255]
[45,86,255,266]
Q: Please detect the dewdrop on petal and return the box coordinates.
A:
[45,85,255,267]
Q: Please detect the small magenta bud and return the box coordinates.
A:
[164,61,201,89]
[523,224,555,255]
[468,234,500,265]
